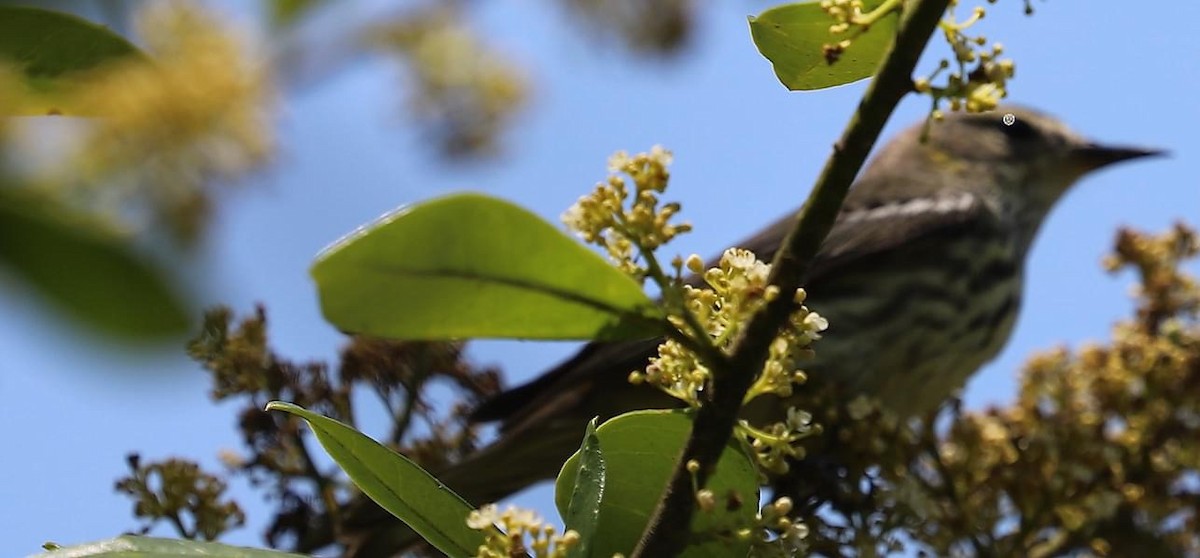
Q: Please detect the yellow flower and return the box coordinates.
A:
[68,1,274,242]
[79,2,272,177]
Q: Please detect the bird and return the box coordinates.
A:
[337,106,1162,556]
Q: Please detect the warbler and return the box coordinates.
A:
[339,106,1161,557]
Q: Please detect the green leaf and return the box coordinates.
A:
[33,535,307,557]
[0,7,147,115]
[565,418,605,558]
[266,401,484,557]
[749,0,898,91]
[0,188,189,340]
[311,193,665,341]
[555,410,758,558]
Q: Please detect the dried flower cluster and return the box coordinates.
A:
[115,454,245,541]
[118,305,500,553]
[790,223,1200,557]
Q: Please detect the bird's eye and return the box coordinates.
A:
[997,116,1037,140]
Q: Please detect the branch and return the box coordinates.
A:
[630,1,953,555]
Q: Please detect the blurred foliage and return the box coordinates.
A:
[2,2,272,245]
[558,0,695,55]
[368,6,529,159]
[0,0,699,341]
[68,1,274,245]
[0,2,270,340]
[0,186,190,338]
[0,5,145,115]
[268,0,326,29]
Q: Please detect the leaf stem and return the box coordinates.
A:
[619,217,726,365]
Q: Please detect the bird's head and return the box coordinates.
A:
[859,106,1163,234]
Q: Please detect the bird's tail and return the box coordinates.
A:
[437,422,583,505]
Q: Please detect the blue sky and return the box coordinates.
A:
[2,2,1198,556]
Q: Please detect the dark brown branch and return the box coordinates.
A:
[630,1,953,555]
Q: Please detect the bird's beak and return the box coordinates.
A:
[1072,143,1166,171]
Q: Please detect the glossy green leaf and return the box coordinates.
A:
[266,401,483,557]
[312,193,665,341]
[565,418,605,558]
[0,188,189,340]
[33,535,306,557]
[555,410,758,558]
[749,1,898,91]
[0,7,147,115]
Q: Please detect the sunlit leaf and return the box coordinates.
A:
[312,193,665,341]
[749,0,898,90]
[555,410,758,558]
[565,418,604,558]
[266,401,484,557]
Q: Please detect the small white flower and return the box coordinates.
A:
[466,503,500,529]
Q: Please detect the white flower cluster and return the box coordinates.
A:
[562,146,690,278]
[467,504,580,558]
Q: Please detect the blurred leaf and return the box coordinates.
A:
[0,188,189,340]
[268,0,326,29]
[749,0,897,90]
[33,535,306,557]
[266,401,484,557]
[565,418,604,558]
[555,410,758,558]
[0,6,147,115]
[312,193,665,341]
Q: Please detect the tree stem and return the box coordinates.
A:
[630,1,952,555]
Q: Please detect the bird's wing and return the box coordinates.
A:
[472,189,992,431]
[469,337,663,423]
[737,190,989,283]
